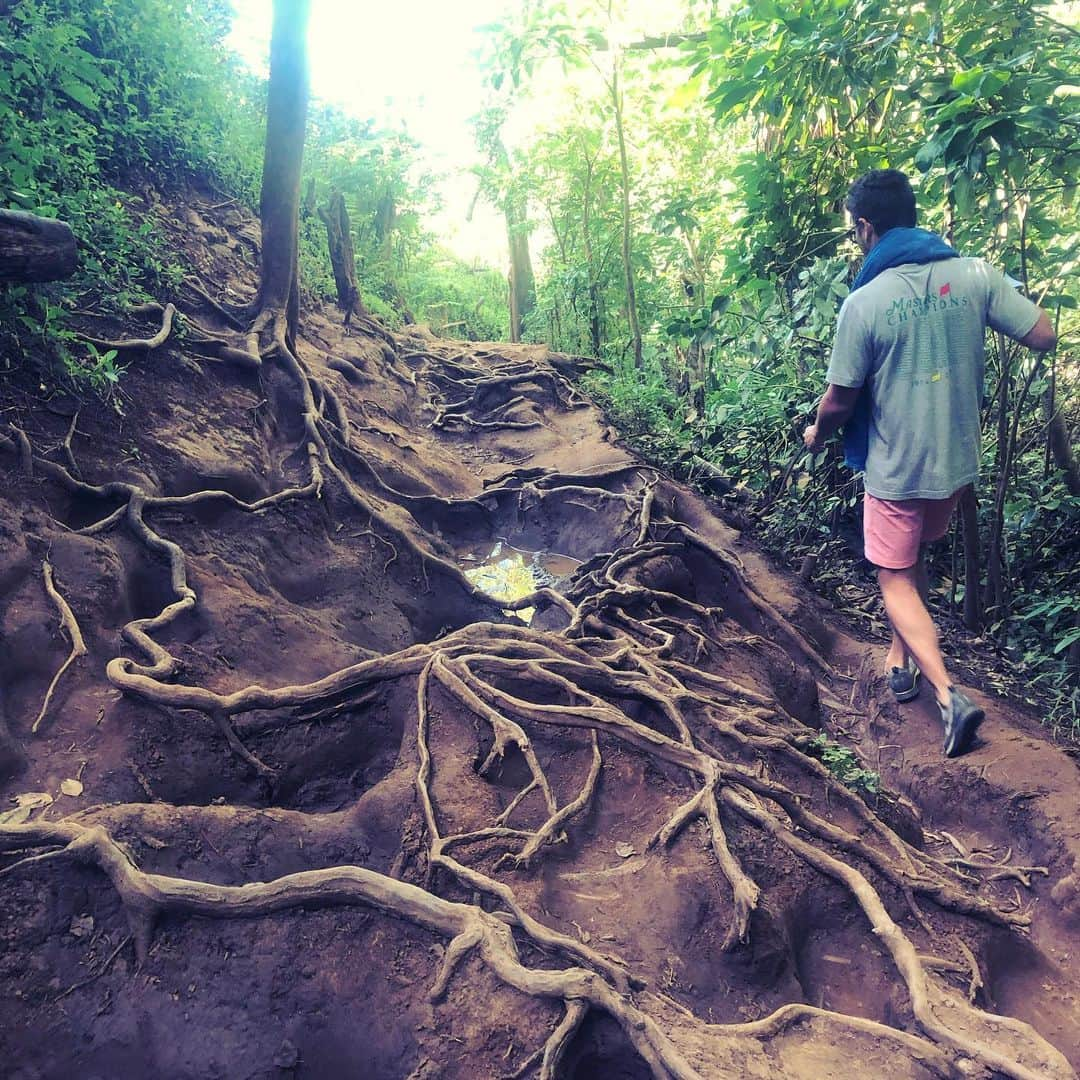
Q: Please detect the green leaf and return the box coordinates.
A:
[952,172,975,215]
[706,80,752,117]
[59,78,99,110]
[914,140,943,172]
[975,70,1010,98]
[951,68,985,94]
[667,75,703,110]
[1053,628,1080,654]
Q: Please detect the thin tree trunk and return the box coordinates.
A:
[611,64,642,370]
[374,190,397,258]
[507,273,518,343]
[687,340,705,415]
[984,341,1045,625]
[1043,347,1055,481]
[301,176,317,218]
[949,513,959,612]
[580,148,603,357]
[682,227,707,300]
[1044,310,1079,495]
[545,207,574,348]
[1047,409,1080,496]
[257,0,311,347]
[505,194,535,342]
[959,485,982,632]
[984,333,1011,617]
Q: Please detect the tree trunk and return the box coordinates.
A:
[0,209,77,282]
[374,191,397,257]
[581,151,603,357]
[984,340,1045,628]
[1047,409,1080,497]
[958,484,982,632]
[611,64,642,369]
[257,0,311,346]
[688,339,706,415]
[301,176,317,219]
[473,113,535,343]
[1040,308,1078,494]
[1043,316,1079,496]
[505,192,535,342]
[983,333,1011,618]
[318,191,364,326]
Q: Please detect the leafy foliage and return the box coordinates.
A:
[297,105,509,339]
[0,0,263,391]
[807,735,881,798]
[482,0,1078,729]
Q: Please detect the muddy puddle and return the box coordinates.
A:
[461,539,581,623]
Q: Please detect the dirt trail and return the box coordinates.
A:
[0,188,1078,1079]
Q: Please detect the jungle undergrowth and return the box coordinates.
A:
[584,361,1080,742]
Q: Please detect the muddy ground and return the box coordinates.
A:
[1,187,1078,1080]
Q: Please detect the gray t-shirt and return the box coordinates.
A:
[827,257,1041,500]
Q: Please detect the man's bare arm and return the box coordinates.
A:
[803,383,863,452]
[1018,309,1056,352]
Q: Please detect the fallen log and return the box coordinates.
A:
[0,209,77,282]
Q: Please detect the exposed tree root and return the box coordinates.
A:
[79,302,176,352]
[60,410,80,477]
[0,818,972,1080]
[32,560,88,733]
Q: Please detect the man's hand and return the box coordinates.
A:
[804,384,862,454]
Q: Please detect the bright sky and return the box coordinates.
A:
[226,0,691,268]
[227,0,526,266]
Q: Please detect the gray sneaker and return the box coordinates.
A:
[888,660,920,703]
[939,687,984,758]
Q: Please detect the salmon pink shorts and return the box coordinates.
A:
[863,490,962,569]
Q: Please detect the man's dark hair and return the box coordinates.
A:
[845,169,917,235]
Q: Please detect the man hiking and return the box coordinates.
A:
[803,168,1056,757]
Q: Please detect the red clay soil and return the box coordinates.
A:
[0,187,1078,1080]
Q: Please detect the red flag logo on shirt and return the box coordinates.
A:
[939,283,951,296]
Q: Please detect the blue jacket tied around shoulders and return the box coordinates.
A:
[841,227,959,472]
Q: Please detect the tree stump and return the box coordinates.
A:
[318,190,363,326]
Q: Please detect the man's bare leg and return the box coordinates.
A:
[883,554,929,672]
[878,563,950,707]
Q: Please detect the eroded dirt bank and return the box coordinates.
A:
[1,189,1078,1080]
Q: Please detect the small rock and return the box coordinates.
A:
[1050,873,1080,924]
[273,1039,300,1070]
[615,841,636,858]
[69,914,94,938]
[60,779,83,797]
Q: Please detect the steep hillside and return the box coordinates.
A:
[1,186,1078,1080]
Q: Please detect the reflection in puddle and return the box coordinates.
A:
[462,540,581,624]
